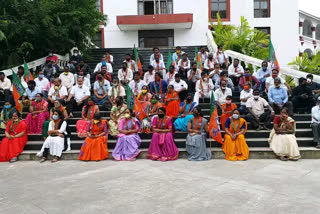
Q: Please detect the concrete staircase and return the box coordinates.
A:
[0,47,319,160]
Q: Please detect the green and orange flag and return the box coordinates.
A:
[11,70,25,112]
[126,84,146,122]
[269,39,280,70]
[208,91,223,144]
[134,47,143,77]
[195,47,203,71]
[166,51,172,70]
[24,59,33,82]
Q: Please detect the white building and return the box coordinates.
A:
[95,0,319,66]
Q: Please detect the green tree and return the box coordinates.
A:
[288,52,320,75]
[211,14,269,60]
[0,0,106,70]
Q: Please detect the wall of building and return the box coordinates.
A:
[103,0,208,48]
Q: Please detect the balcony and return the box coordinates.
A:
[117,13,193,31]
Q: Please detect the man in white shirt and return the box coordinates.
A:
[165,65,177,84]
[22,80,42,106]
[214,79,232,109]
[94,57,113,73]
[107,78,126,106]
[246,89,275,130]
[169,73,188,101]
[187,62,201,93]
[118,62,133,86]
[228,59,244,86]
[34,70,49,92]
[48,78,68,108]
[204,53,215,72]
[178,53,191,78]
[66,78,90,113]
[143,65,155,85]
[172,46,184,68]
[193,71,214,105]
[255,61,272,92]
[129,72,147,96]
[265,69,291,92]
[150,47,164,65]
[311,97,320,149]
[59,66,75,92]
[209,63,222,84]
[74,71,91,89]
[124,54,138,72]
[93,72,111,105]
[0,72,12,101]
[239,81,253,114]
[105,51,114,64]
[151,56,166,77]
[215,45,228,68]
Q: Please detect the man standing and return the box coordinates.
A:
[268,78,293,116]
[59,66,75,92]
[215,45,228,68]
[118,62,133,86]
[187,62,201,93]
[169,73,188,101]
[143,65,155,85]
[246,89,275,130]
[193,71,214,105]
[34,71,49,92]
[129,72,147,96]
[178,53,191,78]
[214,80,232,109]
[311,97,320,149]
[0,72,12,101]
[255,61,272,92]
[292,77,315,113]
[228,59,244,86]
[66,78,90,114]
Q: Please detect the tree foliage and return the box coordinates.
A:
[288,52,320,75]
[0,0,106,70]
[211,14,270,60]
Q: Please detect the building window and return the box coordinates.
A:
[255,27,270,35]
[210,0,228,20]
[138,0,173,15]
[254,0,270,18]
[303,19,313,38]
[316,24,320,40]
[96,0,101,12]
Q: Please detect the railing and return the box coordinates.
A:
[0,54,70,77]
[205,29,320,86]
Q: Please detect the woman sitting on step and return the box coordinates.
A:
[141,94,163,134]
[164,84,180,118]
[112,109,141,161]
[78,113,109,161]
[76,97,100,138]
[37,110,71,163]
[268,108,300,161]
[186,107,212,161]
[0,111,28,162]
[223,109,249,161]
[0,99,17,133]
[220,95,237,130]
[174,93,197,132]
[137,85,152,112]
[108,96,127,136]
[25,93,49,134]
[147,107,179,161]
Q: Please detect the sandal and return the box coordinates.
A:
[9,157,18,163]
[279,156,288,161]
[40,157,47,163]
[51,157,59,163]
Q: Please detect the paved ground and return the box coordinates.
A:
[0,160,319,214]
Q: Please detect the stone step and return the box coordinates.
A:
[17,147,320,161]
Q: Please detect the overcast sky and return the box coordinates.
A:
[299,0,320,17]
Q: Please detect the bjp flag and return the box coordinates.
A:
[24,60,33,82]
[208,91,223,144]
[126,84,146,122]
[11,71,25,112]
[134,47,143,77]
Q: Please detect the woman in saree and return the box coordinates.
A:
[137,85,152,112]
[268,108,300,161]
[147,107,179,161]
[0,100,17,132]
[164,84,180,118]
[78,113,109,161]
[37,110,70,163]
[223,109,249,161]
[25,93,49,134]
[186,107,212,161]
[76,97,99,138]
[112,109,141,161]
[0,112,28,162]
[220,95,237,130]
[174,93,197,131]
[141,95,163,134]
[109,96,127,136]
[42,99,68,140]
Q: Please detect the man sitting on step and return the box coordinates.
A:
[214,71,234,92]
[149,47,164,65]
[246,89,275,131]
[169,73,188,102]
[292,77,315,114]
[311,97,320,149]
[214,79,232,110]
[151,55,166,78]
[228,59,244,87]
[178,53,191,79]
[193,71,214,106]
[129,72,147,96]
[118,62,133,86]
[187,62,201,93]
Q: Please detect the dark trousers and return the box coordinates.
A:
[187,80,196,93]
[269,102,293,116]
[292,96,315,113]
[179,69,188,79]
[66,98,87,114]
[246,111,272,129]
[311,123,320,144]
[0,89,11,102]
[229,76,240,87]
[178,90,188,102]
[239,105,248,115]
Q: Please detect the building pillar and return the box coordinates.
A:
[312,26,317,50]
[299,21,304,56]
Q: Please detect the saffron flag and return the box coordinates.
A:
[269,40,280,70]
[195,47,203,71]
[208,91,223,144]
[23,59,33,82]
[126,84,146,122]
[166,51,172,70]
[11,71,25,112]
[134,47,143,77]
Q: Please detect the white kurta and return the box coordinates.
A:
[37,121,70,157]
